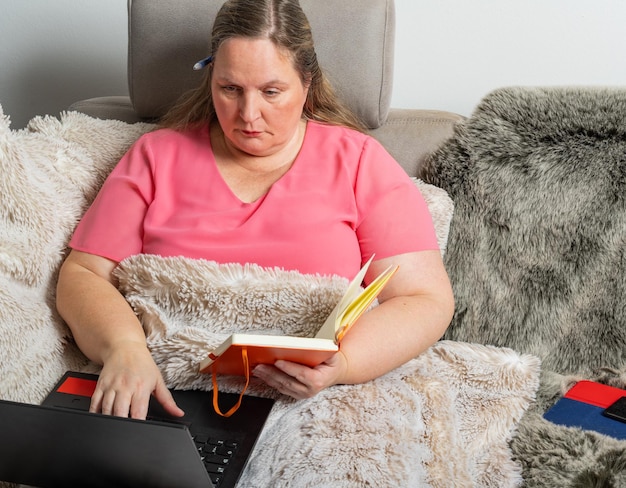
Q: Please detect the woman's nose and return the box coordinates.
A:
[239,92,261,122]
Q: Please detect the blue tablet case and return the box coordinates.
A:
[543,381,626,440]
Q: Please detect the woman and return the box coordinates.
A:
[56,0,454,420]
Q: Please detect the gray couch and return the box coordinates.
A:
[63,0,626,486]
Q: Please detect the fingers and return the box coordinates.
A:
[89,373,183,420]
[90,377,150,419]
[153,379,185,418]
[253,353,350,399]
[89,388,104,414]
[128,391,153,420]
[253,364,306,399]
[253,362,322,400]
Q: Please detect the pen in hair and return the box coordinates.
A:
[193,56,213,71]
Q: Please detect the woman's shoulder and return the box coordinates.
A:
[304,120,388,157]
[134,124,210,148]
[306,120,369,141]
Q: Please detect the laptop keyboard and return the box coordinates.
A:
[193,431,239,487]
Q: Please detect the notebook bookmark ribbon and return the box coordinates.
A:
[212,346,250,417]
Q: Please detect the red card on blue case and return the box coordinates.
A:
[563,380,626,408]
[544,381,626,440]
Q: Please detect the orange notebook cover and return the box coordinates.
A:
[201,336,340,376]
[198,256,398,376]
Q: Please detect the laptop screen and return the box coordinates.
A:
[0,371,275,488]
[0,400,213,487]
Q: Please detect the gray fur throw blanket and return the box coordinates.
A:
[421,86,626,487]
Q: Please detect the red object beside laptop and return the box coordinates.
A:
[543,380,626,439]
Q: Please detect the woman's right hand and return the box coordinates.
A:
[90,341,185,420]
[56,250,184,420]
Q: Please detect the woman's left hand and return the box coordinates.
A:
[252,251,454,399]
[252,351,348,399]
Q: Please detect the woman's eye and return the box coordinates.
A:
[219,85,280,98]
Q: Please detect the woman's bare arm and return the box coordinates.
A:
[56,250,183,419]
[252,250,455,397]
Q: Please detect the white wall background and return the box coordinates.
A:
[0,0,128,129]
[394,0,626,115]
[1,0,625,129]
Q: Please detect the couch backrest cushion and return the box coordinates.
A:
[127,0,395,129]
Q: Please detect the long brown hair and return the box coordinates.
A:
[159,0,366,132]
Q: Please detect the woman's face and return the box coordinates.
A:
[211,37,310,158]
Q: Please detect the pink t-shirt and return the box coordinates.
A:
[70,121,438,279]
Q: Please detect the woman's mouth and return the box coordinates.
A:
[241,130,262,137]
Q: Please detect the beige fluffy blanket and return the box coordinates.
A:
[115,254,540,487]
[0,106,540,487]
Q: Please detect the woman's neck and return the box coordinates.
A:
[210,121,307,203]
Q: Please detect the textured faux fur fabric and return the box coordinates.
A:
[0,106,154,404]
[115,254,540,487]
[0,105,540,487]
[421,86,626,486]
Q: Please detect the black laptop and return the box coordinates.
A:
[0,371,274,488]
